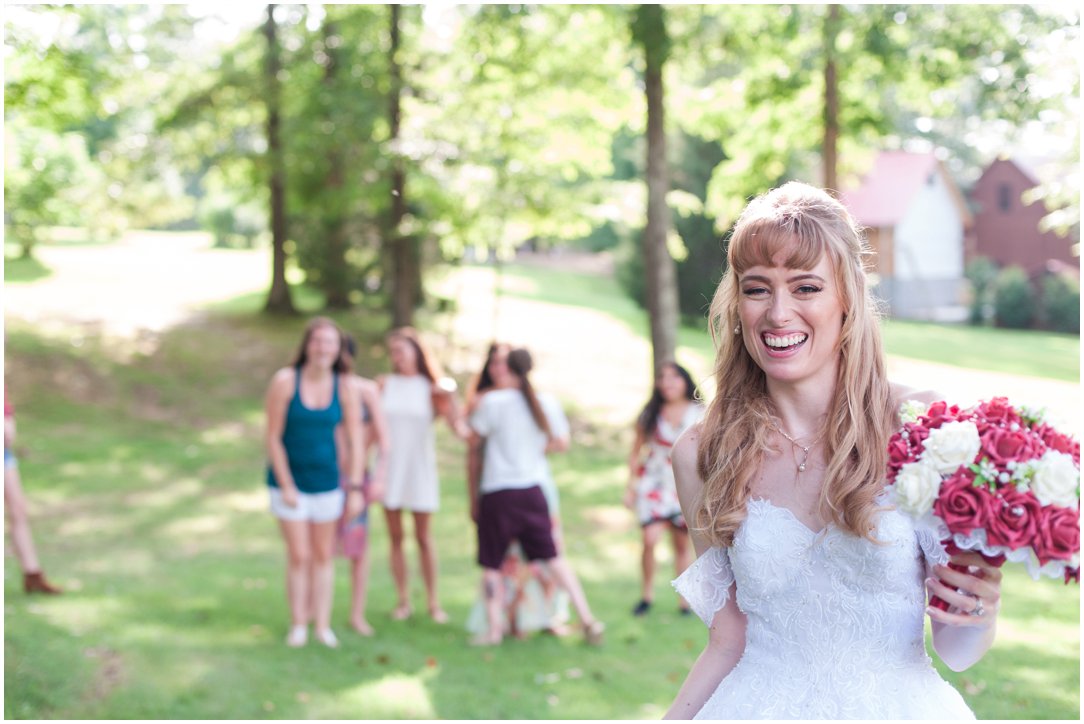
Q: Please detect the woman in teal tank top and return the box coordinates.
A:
[265,317,365,648]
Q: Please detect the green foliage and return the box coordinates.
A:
[614,129,727,323]
[1040,273,1080,334]
[993,265,1037,329]
[964,256,1000,325]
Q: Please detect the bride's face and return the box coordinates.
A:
[737,244,845,389]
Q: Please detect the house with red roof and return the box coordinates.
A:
[840,150,973,320]
[968,157,1077,277]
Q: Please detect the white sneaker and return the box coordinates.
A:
[315,628,339,648]
[286,625,308,647]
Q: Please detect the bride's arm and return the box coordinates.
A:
[664,428,748,720]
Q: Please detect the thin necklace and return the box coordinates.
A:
[775,426,823,474]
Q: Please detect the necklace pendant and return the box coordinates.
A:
[798,463,806,472]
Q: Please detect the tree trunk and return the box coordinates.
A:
[636,5,679,374]
[322,17,351,309]
[263,4,296,315]
[387,4,418,328]
[822,4,841,193]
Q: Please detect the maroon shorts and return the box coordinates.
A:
[477,485,557,569]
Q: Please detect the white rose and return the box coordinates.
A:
[1032,450,1080,509]
[922,421,981,474]
[894,461,943,516]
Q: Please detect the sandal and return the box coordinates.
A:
[583,620,605,646]
[286,625,308,648]
[315,628,340,648]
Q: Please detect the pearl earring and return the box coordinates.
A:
[733,323,741,335]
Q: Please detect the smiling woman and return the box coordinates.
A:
[665,182,1003,720]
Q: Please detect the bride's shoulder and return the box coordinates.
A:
[672,422,703,482]
[889,381,943,410]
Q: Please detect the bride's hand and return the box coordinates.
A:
[925,551,1003,628]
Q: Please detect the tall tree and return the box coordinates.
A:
[387,3,418,327]
[632,4,680,373]
[822,4,841,192]
[263,4,295,314]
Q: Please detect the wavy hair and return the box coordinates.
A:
[694,182,895,547]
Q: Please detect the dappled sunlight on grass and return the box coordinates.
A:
[18,596,126,638]
[218,488,271,514]
[328,673,437,719]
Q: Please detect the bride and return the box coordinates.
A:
[665,182,1002,719]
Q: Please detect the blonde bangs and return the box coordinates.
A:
[728,215,832,276]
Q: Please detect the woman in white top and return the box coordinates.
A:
[379,327,467,623]
[466,345,604,646]
[624,361,703,616]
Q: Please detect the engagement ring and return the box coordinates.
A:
[971,597,986,617]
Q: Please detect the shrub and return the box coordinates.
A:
[964,256,999,325]
[1040,274,1080,334]
[992,265,1037,329]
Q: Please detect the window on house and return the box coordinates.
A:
[997,183,1012,212]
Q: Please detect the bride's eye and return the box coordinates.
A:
[742,287,769,297]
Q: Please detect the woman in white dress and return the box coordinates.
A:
[624,361,703,616]
[665,182,1002,719]
[379,327,468,623]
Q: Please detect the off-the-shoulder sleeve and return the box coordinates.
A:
[672,547,734,627]
[915,521,950,577]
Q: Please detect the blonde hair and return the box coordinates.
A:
[694,182,895,547]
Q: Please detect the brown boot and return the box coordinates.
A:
[23,571,62,595]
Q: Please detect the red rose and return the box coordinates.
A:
[1034,505,1081,566]
[887,437,914,482]
[980,426,1043,468]
[923,401,961,428]
[1036,423,1081,466]
[985,489,1043,550]
[978,397,1023,427]
[933,471,992,536]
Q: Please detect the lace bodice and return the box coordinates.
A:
[673,498,974,720]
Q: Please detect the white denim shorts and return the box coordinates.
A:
[268,486,344,523]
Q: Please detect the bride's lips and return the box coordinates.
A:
[761,331,808,357]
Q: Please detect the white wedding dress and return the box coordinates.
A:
[673,497,975,720]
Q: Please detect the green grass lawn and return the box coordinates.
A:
[3,269,1080,719]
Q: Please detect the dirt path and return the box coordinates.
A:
[6,235,1079,434]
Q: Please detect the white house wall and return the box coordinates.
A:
[893,171,964,281]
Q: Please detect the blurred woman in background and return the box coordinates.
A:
[265,317,364,648]
[624,361,702,616]
[379,327,468,624]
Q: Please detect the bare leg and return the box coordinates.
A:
[310,519,338,645]
[413,512,446,622]
[640,521,665,603]
[278,519,313,644]
[384,508,411,618]
[4,469,42,574]
[672,524,693,609]
[349,551,374,635]
[471,568,504,646]
[545,556,598,628]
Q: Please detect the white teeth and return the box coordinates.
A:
[764,334,807,349]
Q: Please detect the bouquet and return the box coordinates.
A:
[886,397,1080,608]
